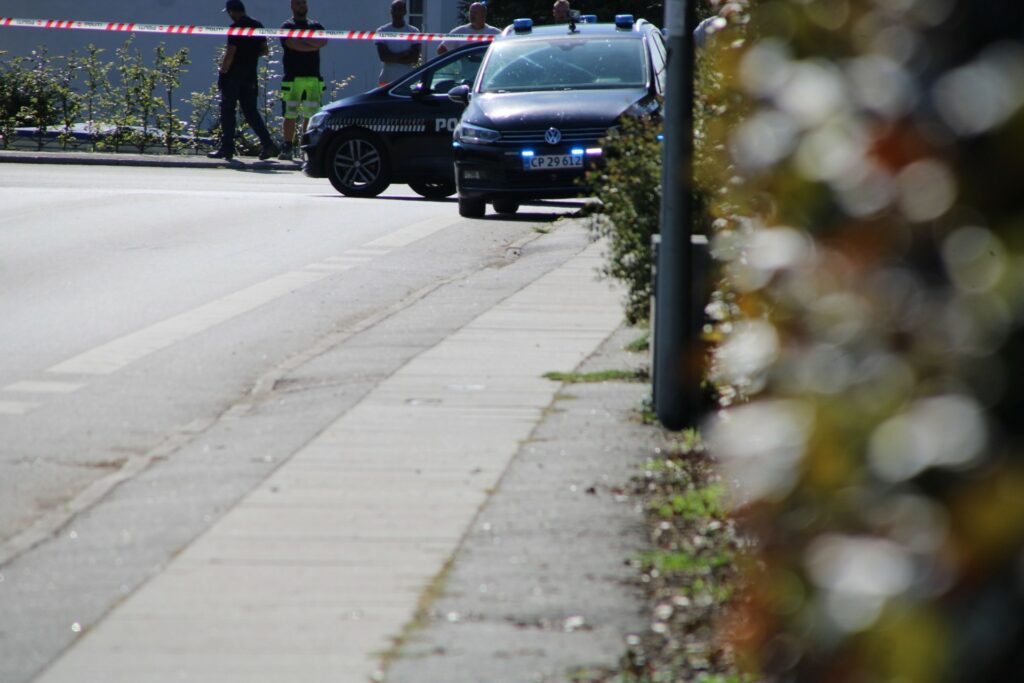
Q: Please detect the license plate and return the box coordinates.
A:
[523,154,584,171]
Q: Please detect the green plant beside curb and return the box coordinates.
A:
[543,369,647,383]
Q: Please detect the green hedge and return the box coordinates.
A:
[0,40,352,154]
[704,2,1024,682]
[585,114,663,325]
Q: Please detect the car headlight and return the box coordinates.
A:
[455,122,501,145]
[624,99,660,118]
[307,111,329,131]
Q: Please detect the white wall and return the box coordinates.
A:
[0,0,459,112]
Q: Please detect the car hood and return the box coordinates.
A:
[463,88,648,130]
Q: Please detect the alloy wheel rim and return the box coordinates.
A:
[334,139,381,188]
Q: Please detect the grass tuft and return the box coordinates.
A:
[624,332,650,353]
[543,369,647,383]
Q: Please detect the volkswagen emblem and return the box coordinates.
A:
[544,127,562,145]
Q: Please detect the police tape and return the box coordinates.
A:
[0,17,497,43]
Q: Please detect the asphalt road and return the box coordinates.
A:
[0,164,587,682]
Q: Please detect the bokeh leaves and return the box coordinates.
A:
[704,1,1024,681]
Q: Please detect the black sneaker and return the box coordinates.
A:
[258,142,280,160]
[206,149,234,160]
[278,143,294,161]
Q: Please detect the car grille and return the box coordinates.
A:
[500,127,613,144]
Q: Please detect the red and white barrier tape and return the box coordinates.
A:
[0,17,497,43]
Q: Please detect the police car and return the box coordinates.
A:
[302,43,488,198]
[448,15,666,217]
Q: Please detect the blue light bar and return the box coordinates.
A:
[581,14,598,23]
[614,14,635,29]
[521,149,535,157]
[570,147,585,155]
[513,18,533,33]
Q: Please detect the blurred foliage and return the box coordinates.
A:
[79,45,112,152]
[586,0,728,325]
[0,37,351,155]
[701,1,1024,682]
[109,37,159,153]
[0,48,59,150]
[587,114,664,325]
[153,44,191,154]
[0,39,193,153]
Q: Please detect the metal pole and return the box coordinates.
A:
[653,0,698,430]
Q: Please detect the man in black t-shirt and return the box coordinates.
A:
[208,0,280,161]
[278,0,328,160]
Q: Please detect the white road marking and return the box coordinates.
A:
[46,271,330,376]
[3,380,84,394]
[344,248,392,257]
[0,400,41,416]
[34,214,461,381]
[364,215,458,249]
[323,255,374,264]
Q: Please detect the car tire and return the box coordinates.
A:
[492,199,520,215]
[409,180,456,200]
[458,196,486,218]
[326,131,390,197]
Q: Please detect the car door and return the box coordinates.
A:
[388,46,487,174]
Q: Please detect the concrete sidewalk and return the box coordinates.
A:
[8,150,653,682]
[32,240,634,683]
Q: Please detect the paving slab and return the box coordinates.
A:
[384,324,655,683]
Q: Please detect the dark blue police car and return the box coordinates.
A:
[301,43,488,198]
[448,15,666,217]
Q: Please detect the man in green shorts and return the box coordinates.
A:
[279,0,328,160]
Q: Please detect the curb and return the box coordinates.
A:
[0,150,303,171]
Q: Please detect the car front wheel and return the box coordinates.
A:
[458,196,486,218]
[327,131,390,197]
[409,180,456,200]
[492,199,520,215]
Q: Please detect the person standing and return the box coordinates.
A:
[279,0,328,160]
[437,2,499,56]
[209,0,280,161]
[375,0,421,87]
[552,0,571,23]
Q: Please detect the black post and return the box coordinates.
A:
[653,0,698,430]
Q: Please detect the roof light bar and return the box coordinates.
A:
[581,14,598,23]
[513,18,533,33]
[614,14,635,29]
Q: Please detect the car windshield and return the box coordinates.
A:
[478,36,647,93]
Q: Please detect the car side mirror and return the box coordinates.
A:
[410,81,429,99]
[447,84,471,105]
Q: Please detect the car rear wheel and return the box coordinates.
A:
[409,180,456,200]
[458,196,486,218]
[492,199,520,215]
[327,131,390,197]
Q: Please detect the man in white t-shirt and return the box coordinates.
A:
[437,2,499,55]
[375,0,421,86]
